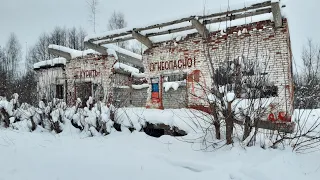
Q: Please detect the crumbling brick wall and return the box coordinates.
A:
[143,19,293,114]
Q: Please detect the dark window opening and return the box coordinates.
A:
[165,73,187,82]
[75,82,92,107]
[244,85,278,99]
[56,85,63,99]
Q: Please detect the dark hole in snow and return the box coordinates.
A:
[143,122,186,138]
[113,122,122,132]
[71,119,83,131]
[128,127,135,132]
[144,126,165,138]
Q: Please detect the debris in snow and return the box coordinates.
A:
[113,62,140,74]
[33,57,66,69]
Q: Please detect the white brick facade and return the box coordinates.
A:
[35,55,148,107]
[143,19,293,115]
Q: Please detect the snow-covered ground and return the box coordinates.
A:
[0,128,319,180]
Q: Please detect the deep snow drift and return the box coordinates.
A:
[0,129,319,180]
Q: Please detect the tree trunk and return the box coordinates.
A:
[1,108,10,128]
[211,104,221,139]
[213,121,221,140]
[226,102,234,144]
[243,116,252,141]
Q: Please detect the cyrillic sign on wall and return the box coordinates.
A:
[149,57,196,72]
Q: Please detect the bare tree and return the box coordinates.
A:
[28,33,51,63]
[5,33,22,81]
[87,0,99,33]
[0,46,8,96]
[50,26,67,46]
[68,27,79,50]
[107,11,128,49]
[77,27,88,51]
[295,39,320,109]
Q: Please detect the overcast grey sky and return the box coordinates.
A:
[0,0,318,65]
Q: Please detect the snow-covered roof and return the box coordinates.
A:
[85,1,282,46]
[104,44,142,60]
[48,45,100,59]
[33,57,66,70]
[49,44,142,64]
[113,62,140,74]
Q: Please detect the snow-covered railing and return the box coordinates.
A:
[85,1,284,47]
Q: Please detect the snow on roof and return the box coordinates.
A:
[131,72,147,78]
[104,44,142,60]
[33,57,66,69]
[48,45,100,59]
[84,27,132,42]
[113,62,140,74]
[85,0,280,44]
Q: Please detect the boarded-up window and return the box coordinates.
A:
[56,85,63,99]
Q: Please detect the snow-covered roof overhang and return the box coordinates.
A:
[48,44,143,68]
[33,57,66,70]
[84,41,143,68]
[48,45,100,60]
[84,1,284,48]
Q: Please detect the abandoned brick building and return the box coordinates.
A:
[84,1,294,123]
[33,44,148,107]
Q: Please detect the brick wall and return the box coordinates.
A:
[36,67,65,102]
[113,88,148,107]
[36,54,148,107]
[143,19,293,114]
[163,87,187,109]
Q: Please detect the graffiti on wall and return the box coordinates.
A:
[74,69,100,79]
[149,57,196,72]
